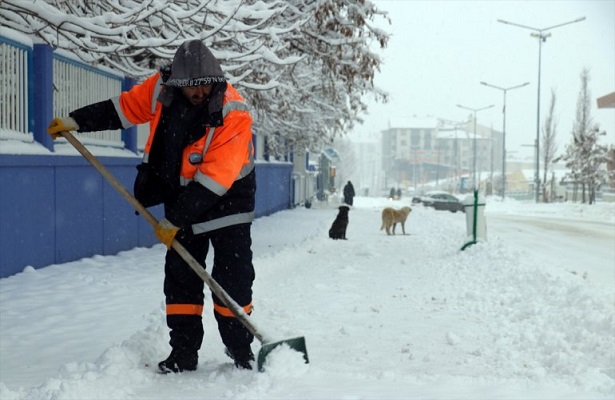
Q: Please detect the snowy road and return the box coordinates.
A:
[487,211,615,289]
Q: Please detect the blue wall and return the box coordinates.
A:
[0,155,292,278]
[255,162,293,217]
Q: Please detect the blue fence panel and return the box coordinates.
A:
[0,155,162,277]
[55,164,105,263]
[102,165,139,255]
[255,162,292,217]
[0,158,55,269]
[32,44,54,151]
[0,156,292,278]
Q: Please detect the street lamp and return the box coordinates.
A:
[438,118,467,193]
[498,17,585,202]
[480,81,530,199]
[456,104,494,190]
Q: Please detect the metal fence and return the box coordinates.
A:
[0,30,125,149]
[0,37,30,136]
[52,54,123,147]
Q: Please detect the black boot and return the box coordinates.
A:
[225,346,255,370]
[158,349,198,373]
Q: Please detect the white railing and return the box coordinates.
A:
[53,54,123,147]
[0,40,29,136]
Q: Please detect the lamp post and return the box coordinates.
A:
[480,81,529,199]
[439,119,467,193]
[498,17,585,202]
[456,104,494,190]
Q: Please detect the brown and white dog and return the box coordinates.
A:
[380,206,412,235]
[329,205,350,240]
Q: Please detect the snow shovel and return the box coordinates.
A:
[60,130,308,372]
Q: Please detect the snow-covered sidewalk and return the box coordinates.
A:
[1,196,613,399]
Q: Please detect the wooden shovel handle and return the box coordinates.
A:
[60,131,266,343]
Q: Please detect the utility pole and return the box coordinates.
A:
[456,104,494,190]
[480,81,530,199]
[498,16,585,202]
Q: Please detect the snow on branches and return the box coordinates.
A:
[0,0,390,155]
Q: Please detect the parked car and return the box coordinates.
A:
[411,190,443,205]
[414,191,465,213]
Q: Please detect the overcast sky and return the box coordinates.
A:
[356,0,615,158]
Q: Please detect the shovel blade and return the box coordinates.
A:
[256,336,309,372]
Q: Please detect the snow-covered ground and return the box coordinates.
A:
[1,196,613,400]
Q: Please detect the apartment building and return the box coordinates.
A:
[381,116,503,193]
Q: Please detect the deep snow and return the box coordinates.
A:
[0,195,613,399]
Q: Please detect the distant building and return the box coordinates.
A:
[349,130,382,196]
[380,116,503,194]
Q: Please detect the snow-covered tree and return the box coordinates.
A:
[558,68,609,204]
[541,89,558,202]
[243,0,390,157]
[1,0,299,76]
[0,0,389,155]
[606,146,615,191]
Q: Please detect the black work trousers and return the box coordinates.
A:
[163,223,255,353]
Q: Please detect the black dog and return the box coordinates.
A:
[328,205,350,240]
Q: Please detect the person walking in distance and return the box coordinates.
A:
[343,180,355,206]
[47,39,257,372]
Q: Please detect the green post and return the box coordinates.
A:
[461,189,479,251]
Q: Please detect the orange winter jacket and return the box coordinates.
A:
[70,71,256,234]
[116,72,254,192]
